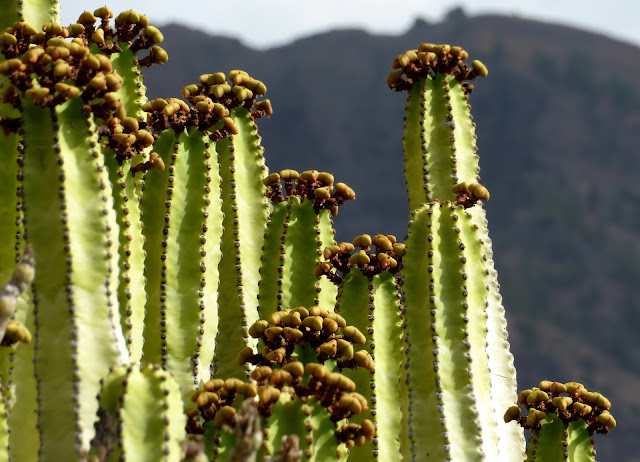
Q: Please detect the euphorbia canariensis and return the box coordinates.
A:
[0,3,614,461]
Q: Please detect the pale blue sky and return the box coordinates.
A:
[60,1,639,49]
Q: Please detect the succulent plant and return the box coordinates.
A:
[0,2,615,461]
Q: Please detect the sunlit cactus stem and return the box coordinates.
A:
[0,20,156,457]
[0,0,60,35]
[66,6,170,363]
[212,73,272,379]
[258,169,353,319]
[388,43,524,461]
[23,96,127,460]
[140,117,226,405]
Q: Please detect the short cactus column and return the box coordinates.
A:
[258,169,354,317]
[505,381,615,462]
[315,233,405,461]
[90,364,187,462]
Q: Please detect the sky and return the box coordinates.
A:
[60,1,640,50]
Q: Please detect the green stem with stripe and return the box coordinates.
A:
[141,127,223,402]
[22,97,126,460]
[258,199,337,317]
[214,106,270,379]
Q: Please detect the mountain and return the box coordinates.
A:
[143,12,640,460]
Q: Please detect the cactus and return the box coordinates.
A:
[90,364,186,462]
[0,2,616,461]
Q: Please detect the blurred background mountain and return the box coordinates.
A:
[144,8,640,460]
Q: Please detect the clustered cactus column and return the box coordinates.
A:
[0,2,616,461]
[387,44,524,461]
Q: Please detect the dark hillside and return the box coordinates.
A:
[145,13,640,459]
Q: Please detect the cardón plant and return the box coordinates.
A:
[0,2,615,461]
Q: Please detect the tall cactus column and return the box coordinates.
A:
[208,71,272,379]
[0,23,155,458]
[71,7,169,363]
[388,44,524,461]
[258,169,352,318]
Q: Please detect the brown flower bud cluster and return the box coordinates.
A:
[386,43,488,94]
[0,23,122,109]
[0,17,162,169]
[186,363,375,449]
[315,233,405,282]
[334,419,376,448]
[66,8,167,63]
[452,181,490,208]
[186,377,259,433]
[263,169,355,216]
[239,306,374,370]
[144,70,270,138]
[504,381,616,435]
[183,70,270,115]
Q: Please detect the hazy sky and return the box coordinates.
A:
[60,1,639,49]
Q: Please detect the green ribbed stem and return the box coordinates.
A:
[401,202,511,461]
[6,291,38,462]
[108,44,147,121]
[258,199,337,317]
[262,393,345,461]
[526,415,595,462]
[139,129,174,366]
[204,421,236,462]
[214,107,269,379]
[141,127,223,402]
[91,364,186,462]
[468,206,524,459]
[338,270,403,461]
[402,75,479,209]
[105,154,146,362]
[262,391,308,457]
[566,421,596,462]
[307,400,347,461]
[22,97,127,460]
[0,1,21,30]
[0,133,22,287]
